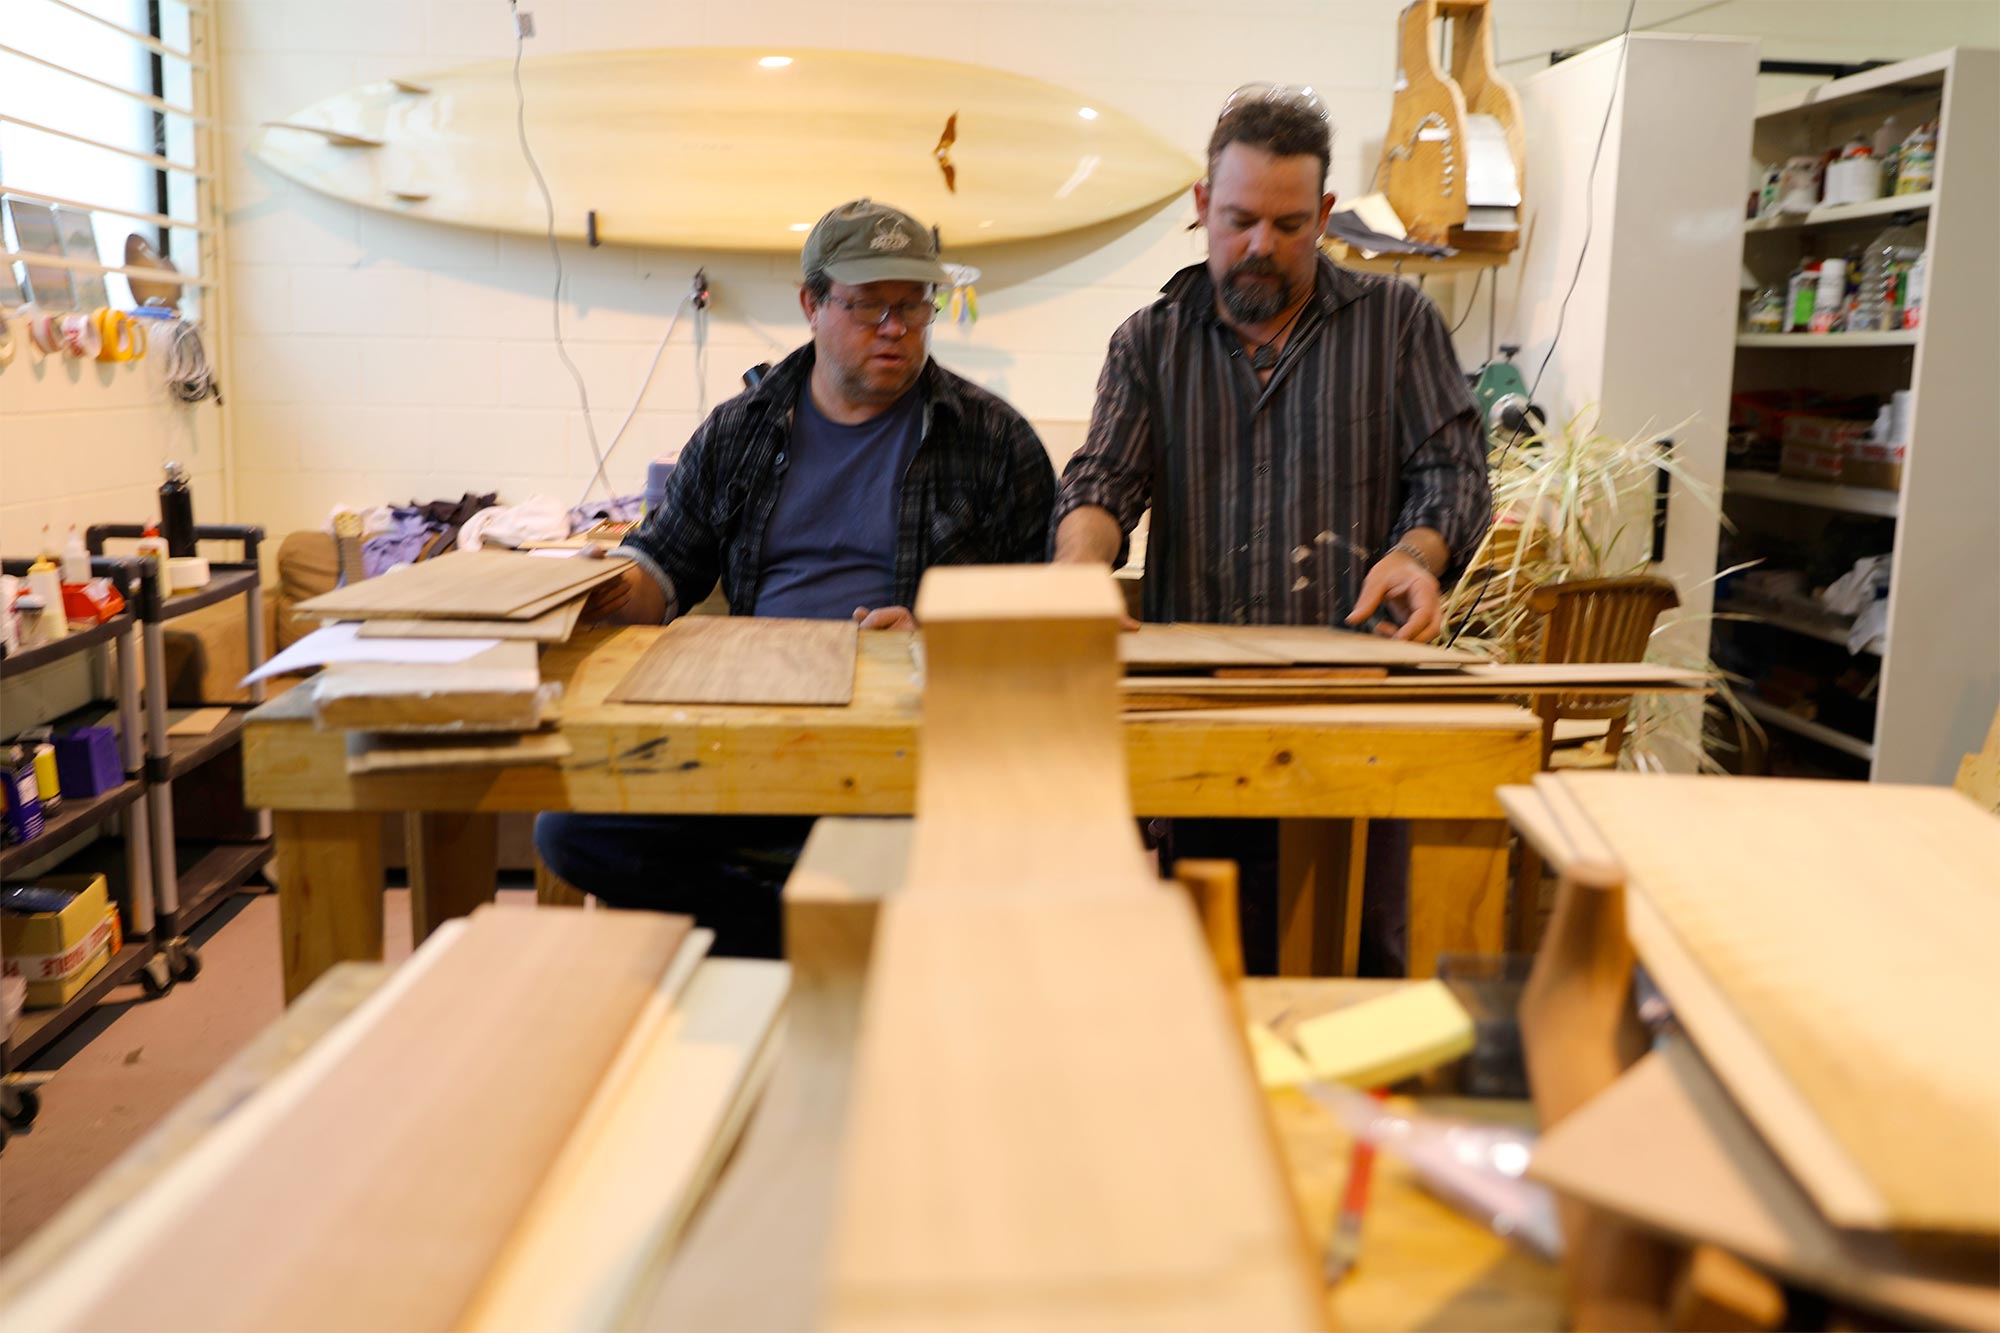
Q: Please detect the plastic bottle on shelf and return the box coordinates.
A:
[59,526,90,584]
[1851,225,1924,332]
[135,524,173,601]
[1784,260,1819,332]
[25,536,69,640]
[1901,250,1927,329]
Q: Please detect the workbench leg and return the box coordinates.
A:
[408,812,500,943]
[275,810,385,1004]
[1275,819,1367,977]
[1405,818,1510,978]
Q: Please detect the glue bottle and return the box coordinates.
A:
[135,524,173,602]
[60,526,91,584]
[25,536,68,640]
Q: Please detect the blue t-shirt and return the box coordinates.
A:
[753,383,924,619]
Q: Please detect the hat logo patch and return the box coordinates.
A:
[868,218,912,252]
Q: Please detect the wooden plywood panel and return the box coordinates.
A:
[294,550,624,621]
[353,599,584,642]
[607,617,858,707]
[1559,772,2000,1235]
[310,641,547,733]
[343,728,572,775]
[1119,623,1475,671]
[827,889,1325,1332]
[51,907,693,1331]
[1532,1041,2000,1331]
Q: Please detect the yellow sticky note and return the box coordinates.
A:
[1246,1022,1312,1089]
[1293,980,1475,1089]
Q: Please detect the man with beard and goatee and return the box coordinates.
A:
[1051,85,1490,973]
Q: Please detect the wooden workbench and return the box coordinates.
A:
[243,628,1542,998]
[0,966,1564,1332]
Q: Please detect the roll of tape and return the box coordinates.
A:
[30,313,65,355]
[60,313,102,360]
[168,555,211,591]
[91,308,147,362]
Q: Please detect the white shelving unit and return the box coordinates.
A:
[1714,47,1999,785]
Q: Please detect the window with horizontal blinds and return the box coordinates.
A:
[0,0,211,314]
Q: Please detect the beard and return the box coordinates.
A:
[1219,257,1294,324]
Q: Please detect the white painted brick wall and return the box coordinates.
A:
[197,0,1996,545]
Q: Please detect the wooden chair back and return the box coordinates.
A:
[1527,576,1680,763]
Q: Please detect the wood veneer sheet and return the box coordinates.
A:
[1119,622,1475,671]
[354,598,585,643]
[294,549,625,620]
[45,906,694,1332]
[1532,1040,2000,1331]
[1558,772,2000,1235]
[607,616,858,707]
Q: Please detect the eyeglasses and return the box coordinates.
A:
[1219,82,1330,122]
[828,295,937,329]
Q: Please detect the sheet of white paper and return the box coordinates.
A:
[240,622,503,686]
[1464,112,1522,207]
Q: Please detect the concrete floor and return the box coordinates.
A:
[0,884,527,1259]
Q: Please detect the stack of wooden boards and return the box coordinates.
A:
[1503,771,2000,1330]
[1,905,789,1331]
[1118,623,1708,711]
[292,550,629,773]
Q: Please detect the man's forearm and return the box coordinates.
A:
[1053,505,1124,565]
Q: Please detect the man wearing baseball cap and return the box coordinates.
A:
[540,198,1055,954]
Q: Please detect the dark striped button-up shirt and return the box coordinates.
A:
[1055,255,1490,626]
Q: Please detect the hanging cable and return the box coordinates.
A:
[161,320,218,404]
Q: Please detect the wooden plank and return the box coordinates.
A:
[828,889,1327,1332]
[310,641,547,734]
[344,729,572,775]
[352,599,583,643]
[607,616,858,707]
[406,811,498,943]
[461,958,789,1333]
[31,907,694,1331]
[1532,1040,2000,1331]
[165,705,231,736]
[909,566,1153,894]
[1119,623,1476,671]
[274,809,384,1003]
[1405,818,1510,977]
[1123,661,1709,693]
[828,568,1322,1330]
[294,549,625,621]
[1559,772,2000,1235]
[633,818,909,1332]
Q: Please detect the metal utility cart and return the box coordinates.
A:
[1,556,158,1136]
[87,525,272,982]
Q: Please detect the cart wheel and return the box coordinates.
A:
[2,1085,40,1128]
[140,953,175,999]
[170,945,203,983]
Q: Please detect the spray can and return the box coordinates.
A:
[160,461,197,558]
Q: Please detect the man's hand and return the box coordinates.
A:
[1346,549,1444,642]
[579,562,667,626]
[853,605,916,631]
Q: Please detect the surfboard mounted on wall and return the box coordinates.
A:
[252,48,1200,252]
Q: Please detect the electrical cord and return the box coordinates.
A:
[161,320,219,404]
[1445,0,1639,647]
[1448,267,1485,336]
[507,1,701,507]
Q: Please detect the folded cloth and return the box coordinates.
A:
[458,493,572,551]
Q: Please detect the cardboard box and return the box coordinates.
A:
[2,873,115,1007]
[1780,440,1845,483]
[1779,415,1874,483]
[1844,439,1906,491]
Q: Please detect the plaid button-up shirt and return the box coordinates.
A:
[1055,255,1491,625]
[618,344,1055,617]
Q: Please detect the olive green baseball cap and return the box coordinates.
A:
[801,199,950,286]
